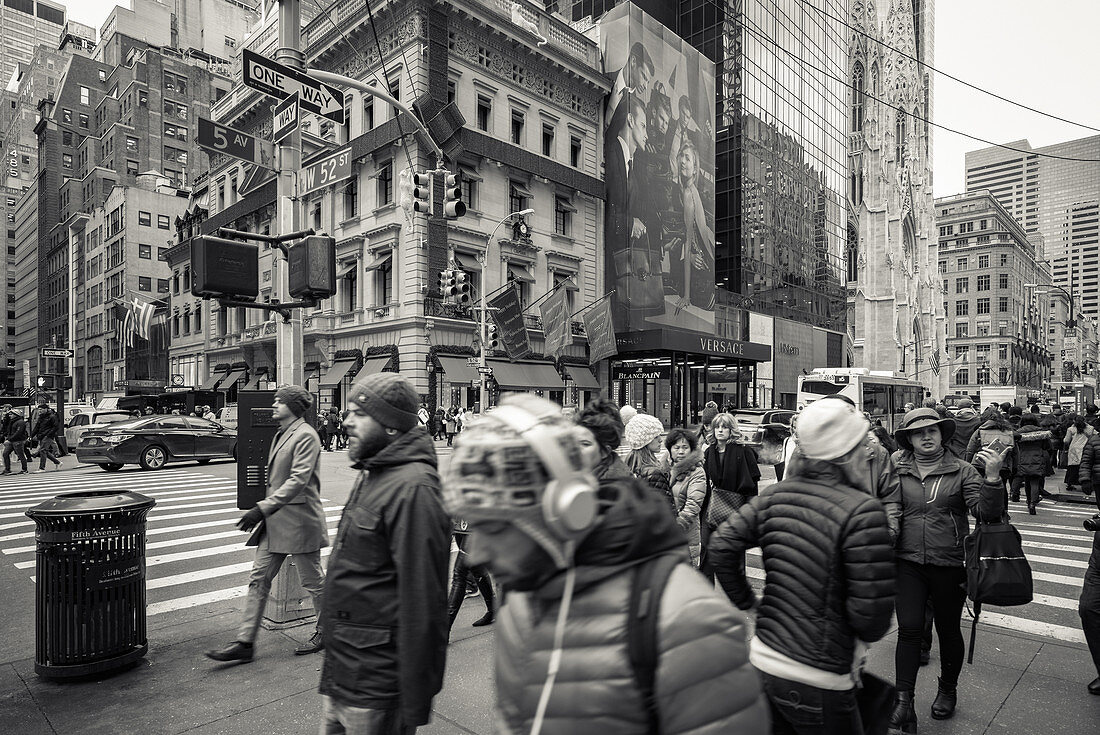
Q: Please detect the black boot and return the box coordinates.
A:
[889,690,917,734]
[205,640,254,663]
[471,573,495,627]
[930,678,957,720]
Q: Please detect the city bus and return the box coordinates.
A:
[796,368,926,434]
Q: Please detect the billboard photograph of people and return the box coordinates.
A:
[601,3,716,334]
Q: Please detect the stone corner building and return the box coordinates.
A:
[846,0,947,397]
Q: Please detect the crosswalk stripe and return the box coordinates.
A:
[1024,540,1094,553]
[1025,553,1088,569]
[0,470,207,492]
[0,479,233,505]
[147,562,254,590]
[1033,570,1084,588]
[146,547,336,616]
[1015,520,1096,533]
[1009,502,1099,518]
[0,486,236,512]
[0,489,238,519]
[963,610,1087,645]
[1019,529,1096,543]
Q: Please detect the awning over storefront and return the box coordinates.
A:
[564,365,600,389]
[507,263,533,283]
[490,360,566,391]
[199,371,227,391]
[218,369,248,390]
[350,356,394,384]
[437,356,479,384]
[243,369,269,390]
[337,262,357,278]
[454,251,481,271]
[364,252,392,271]
[319,360,357,387]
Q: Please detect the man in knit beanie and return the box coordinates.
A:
[206,385,328,663]
[317,372,452,733]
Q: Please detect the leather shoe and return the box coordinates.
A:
[471,611,495,627]
[205,641,253,663]
[295,630,324,655]
[930,677,957,720]
[1088,677,1100,695]
[919,649,930,666]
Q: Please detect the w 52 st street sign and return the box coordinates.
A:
[299,147,352,196]
[243,49,345,124]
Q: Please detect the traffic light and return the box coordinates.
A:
[412,171,432,215]
[454,270,470,304]
[191,236,259,301]
[444,270,459,300]
[37,375,54,390]
[438,268,453,297]
[442,173,466,218]
[487,323,499,351]
[288,235,337,300]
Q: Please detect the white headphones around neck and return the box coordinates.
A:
[489,404,599,541]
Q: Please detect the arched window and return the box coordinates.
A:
[851,61,864,132]
[895,107,907,164]
[846,222,859,283]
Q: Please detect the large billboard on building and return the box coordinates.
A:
[601,3,716,335]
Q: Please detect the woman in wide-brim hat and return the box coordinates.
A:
[887,408,1008,732]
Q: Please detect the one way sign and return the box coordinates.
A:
[243,49,345,124]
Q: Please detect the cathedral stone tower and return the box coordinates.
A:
[847,0,947,396]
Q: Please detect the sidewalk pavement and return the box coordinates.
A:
[3,580,1098,734]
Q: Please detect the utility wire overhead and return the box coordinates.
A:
[794,0,1100,133]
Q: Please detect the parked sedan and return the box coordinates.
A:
[76,415,237,471]
[734,409,796,462]
[65,410,133,449]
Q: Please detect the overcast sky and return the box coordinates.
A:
[59,1,1100,198]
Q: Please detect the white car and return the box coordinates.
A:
[65,411,133,449]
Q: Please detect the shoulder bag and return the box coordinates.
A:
[964,512,1033,664]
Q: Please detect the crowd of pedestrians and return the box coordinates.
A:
[202,379,1100,735]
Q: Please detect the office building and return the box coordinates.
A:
[846,0,945,396]
[0,0,65,85]
[936,191,1051,398]
[170,0,607,412]
[966,136,1100,320]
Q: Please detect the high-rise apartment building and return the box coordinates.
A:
[12,1,257,394]
[0,0,65,85]
[936,191,1051,397]
[966,136,1100,320]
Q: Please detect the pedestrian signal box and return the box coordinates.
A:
[288,235,336,300]
[191,236,259,301]
[236,390,317,509]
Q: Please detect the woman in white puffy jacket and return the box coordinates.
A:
[665,427,707,567]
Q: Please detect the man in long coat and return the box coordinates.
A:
[206,385,328,662]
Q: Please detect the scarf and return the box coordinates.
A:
[913,446,944,480]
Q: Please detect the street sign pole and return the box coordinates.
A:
[267,0,308,626]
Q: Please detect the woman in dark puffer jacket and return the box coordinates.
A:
[890,408,1007,733]
[709,399,895,734]
[1013,413,1055,514]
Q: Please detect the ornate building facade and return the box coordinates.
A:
[846,0,947,396]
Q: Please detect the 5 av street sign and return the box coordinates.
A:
[197,117,275,169]
[243,49,345,124]
[299,147,352,196]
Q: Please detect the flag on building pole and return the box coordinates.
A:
[132,297,156,341]
[929,350,940,376]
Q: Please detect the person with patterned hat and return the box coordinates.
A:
[317,373,451,735]
[444,394,768,735]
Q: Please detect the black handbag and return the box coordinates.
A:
[856,671,896,735]
[964,516,1033,663]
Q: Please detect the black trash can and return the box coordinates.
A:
[26,490,156,678]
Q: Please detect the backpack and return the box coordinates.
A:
[626,553,681,735]
[964,516,1033,664]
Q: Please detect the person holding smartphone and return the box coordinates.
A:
[890,408,1007,732]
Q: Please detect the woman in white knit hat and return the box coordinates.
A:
[624,413,675,515]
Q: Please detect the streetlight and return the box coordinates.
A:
[479,209,534,413]
[1025,282,1076,328]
